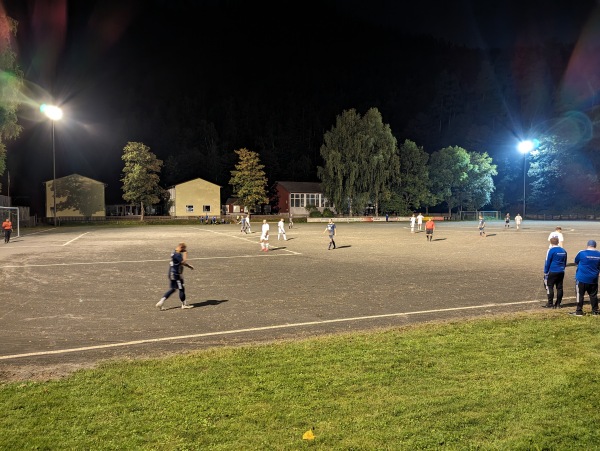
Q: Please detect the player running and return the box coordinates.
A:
[156,242,195,310]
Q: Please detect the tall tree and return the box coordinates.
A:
[396,139,432,211]
[430,146,497,214]
[461,151,497,210]
[121,142,163,220]
[229,148,268,210]
[318,109,366,215]
[429,146,471,216]
[318,108,398,216]
[361,108,400,216]
[0,14,23,191]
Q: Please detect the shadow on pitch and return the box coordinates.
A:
[432,238,447,241]
[161,299,229,310]
[334,245,352,249]
[191,299,229,308]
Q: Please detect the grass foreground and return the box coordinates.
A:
[1,312,600,450]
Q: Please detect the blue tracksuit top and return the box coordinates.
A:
[544,246,567,274]
[574,248,600,284]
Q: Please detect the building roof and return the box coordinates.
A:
[225,197,243,205]
[168,177,221,189]
[275,181,322,193]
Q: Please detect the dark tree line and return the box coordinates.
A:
[98,1,600,214]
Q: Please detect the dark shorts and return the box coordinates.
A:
[426,228,433,235]
[169,278,184,290]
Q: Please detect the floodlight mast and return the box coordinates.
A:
[517,140,534,218]
[40,104,63,226]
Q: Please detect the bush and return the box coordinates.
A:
[322,208,334,217]
[309,210,323,218]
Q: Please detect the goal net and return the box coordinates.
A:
[460,210,499,221]
[0,206,19,237]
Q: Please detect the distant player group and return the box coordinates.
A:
[155,214,600,317]
[156,216,337,310]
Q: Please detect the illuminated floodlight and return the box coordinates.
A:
[40,104,63,121]
[517,140,534,154]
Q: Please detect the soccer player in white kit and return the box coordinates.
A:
[410,213,416,233]
[260,219,270,252]
[277,218,287,240]
[548,226,564,248]
[417,213,424,231]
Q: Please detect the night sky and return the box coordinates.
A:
[2,0,598,215]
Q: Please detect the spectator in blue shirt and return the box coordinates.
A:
[571,240,600,316]
[543,236,567,308]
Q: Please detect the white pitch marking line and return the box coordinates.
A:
[22,228,57,236]
[0,299,545,361]
[0,252,299,269]
[191,227,301,254]
[63,232,91,246]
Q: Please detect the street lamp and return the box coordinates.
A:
[517,140,535,218]
[40,104,63,226]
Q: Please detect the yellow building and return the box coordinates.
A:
[168,177,221,218]
[45,174,106,219]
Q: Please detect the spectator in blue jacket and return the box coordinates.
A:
[543,236,567,308]
[571,240,600,316]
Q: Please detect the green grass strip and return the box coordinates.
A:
[1,313,599,450]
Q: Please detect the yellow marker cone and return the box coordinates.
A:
[302,429,315,440]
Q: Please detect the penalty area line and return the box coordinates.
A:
[63,232,91,246]
[0,299,540,361]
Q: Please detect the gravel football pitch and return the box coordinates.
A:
[0,219,595,380]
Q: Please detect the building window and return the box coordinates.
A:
[186,205,194,212]
[203,205,211,212]
[291,193,303,207]
[307,193,317,207]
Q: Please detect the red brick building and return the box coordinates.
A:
[272,181,332,217]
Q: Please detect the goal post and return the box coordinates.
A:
[0,206,19,237]
[460,210,499,221]
[478,211,500,220]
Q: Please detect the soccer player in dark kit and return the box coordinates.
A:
[156,242,195,310]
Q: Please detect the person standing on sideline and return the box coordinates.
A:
[240,215,246,233]
[543,236,567,308]
[324,218,336,250]
[548,226,564,248]
[417,213,424,231]
[2,217,12,244]
[478,215,486,237]
[514,213,522,230]
[410,213,416,233]
[260,219,270,252]
[571,240,600,316]
[277,217,287,241]
[505,213,510,228]
[425,217,435,242]
[156,242,195,310]
[289,213,294,229]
